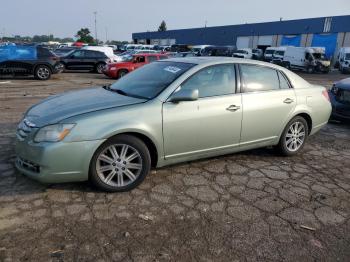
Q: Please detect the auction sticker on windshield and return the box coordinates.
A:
[164,66,182,74]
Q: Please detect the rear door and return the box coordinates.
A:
[65,50,86,69]
[239,64,296,146]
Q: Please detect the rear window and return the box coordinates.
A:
[241,64,280,92]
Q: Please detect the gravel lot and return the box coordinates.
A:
[0,71,350,262]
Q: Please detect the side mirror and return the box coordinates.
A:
[168,88,199,103]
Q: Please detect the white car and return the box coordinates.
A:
[233,48,253,59]
[83,46,120,62]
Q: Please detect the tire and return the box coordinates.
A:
[118,69,128,79]
[89,135,151,192]
[56,62,65,72]
[277,116,309,156]
[306,66,314,74]
[34,65,51,80]
[95,63,106,74]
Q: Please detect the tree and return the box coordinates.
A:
[158,21,167,32]
[75,28,94,43]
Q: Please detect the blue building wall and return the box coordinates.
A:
[132,15,350,45]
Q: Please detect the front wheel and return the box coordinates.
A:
[277,116,309,156]
[34,65,51,80]
[90,135,151,192]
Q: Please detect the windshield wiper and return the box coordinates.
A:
[106,87,149,100]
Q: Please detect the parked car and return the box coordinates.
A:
[337,47,350,74]
[82,46,119,62]
[170,44,192,53]
[264,47,278,62]
[59,49,111,73]
[191,45,213,56]
[103,53,168,79]
[233,48,253,59]
[15,57,331,192]
[0,45,61,80]
[201,46,236,57]
[282,46,330,73]
[252,49,264,60]
[53,47,78,57]
[329,78,350,122]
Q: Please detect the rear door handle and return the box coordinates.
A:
[283,98,294,104]
[226,105,241,112]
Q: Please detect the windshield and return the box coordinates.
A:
[265,50,274,55]
[274,51,285,56]
[313,53,327,60]
[110,61,195,99]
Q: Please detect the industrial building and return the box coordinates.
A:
[132,15,350,60]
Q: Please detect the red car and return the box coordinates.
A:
[103,53,168,79]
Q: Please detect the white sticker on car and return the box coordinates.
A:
[164,66,181,74]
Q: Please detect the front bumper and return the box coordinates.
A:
[15,138,105,183]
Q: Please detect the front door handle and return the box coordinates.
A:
[226,105,241,112]
[283,98,294,104]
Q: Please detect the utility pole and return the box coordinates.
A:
[105,27,108,43]
[205,20,207,28]
[94,11,98,45]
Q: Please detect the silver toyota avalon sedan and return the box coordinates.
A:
[15,57,331,192]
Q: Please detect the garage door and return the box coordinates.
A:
[281,35,301,46]
[311,33,337,58]
[236,36,250,49]
[258,35,273,46]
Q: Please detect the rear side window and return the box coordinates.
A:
[278,71,291,89]
[147,56,158,63]
[240,64,280,92]
[181,64,236,98]
[37,48,53,58]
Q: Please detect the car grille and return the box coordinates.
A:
[16,118,35,141]
[17,157,40,173]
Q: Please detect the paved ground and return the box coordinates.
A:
[0,71,350,262]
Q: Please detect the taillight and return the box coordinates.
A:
[322,89,330,102]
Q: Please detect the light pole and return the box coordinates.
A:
[94,11,98,45]
[105,27,108,43]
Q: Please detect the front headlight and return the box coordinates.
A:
[34,124,75,143]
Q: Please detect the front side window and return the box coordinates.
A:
[241,64,280,92]
[71,50,85,58]
[181,64,236,98]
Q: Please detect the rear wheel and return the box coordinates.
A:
[306,66,314,74]
[90,135,151,192]
[95,63,106,74]
[34,65,51,80]
[118,69,128,78]
[277,116,308,156]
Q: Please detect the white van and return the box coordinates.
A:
[82,46,119,62]
[233,48,253,59]
[264,47,278,62]
[282,46,330,73]
[272,46,288,65]
[338,47,350,74]
[191,45,212,56]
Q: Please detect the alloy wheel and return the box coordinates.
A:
[285,121,306,152]
[37,67,50,79]
[96,144,143,188]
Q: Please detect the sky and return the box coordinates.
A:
[0,0,349,41]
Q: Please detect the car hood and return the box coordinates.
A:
[25,87,147,127]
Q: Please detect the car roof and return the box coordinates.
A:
[164,56,285,69]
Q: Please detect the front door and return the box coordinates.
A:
[162,64,242,159]
[239,64,296,146]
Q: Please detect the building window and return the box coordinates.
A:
[323,17,332,33]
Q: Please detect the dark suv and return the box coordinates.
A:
[0,45,61,80]
[59,49,111,73]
